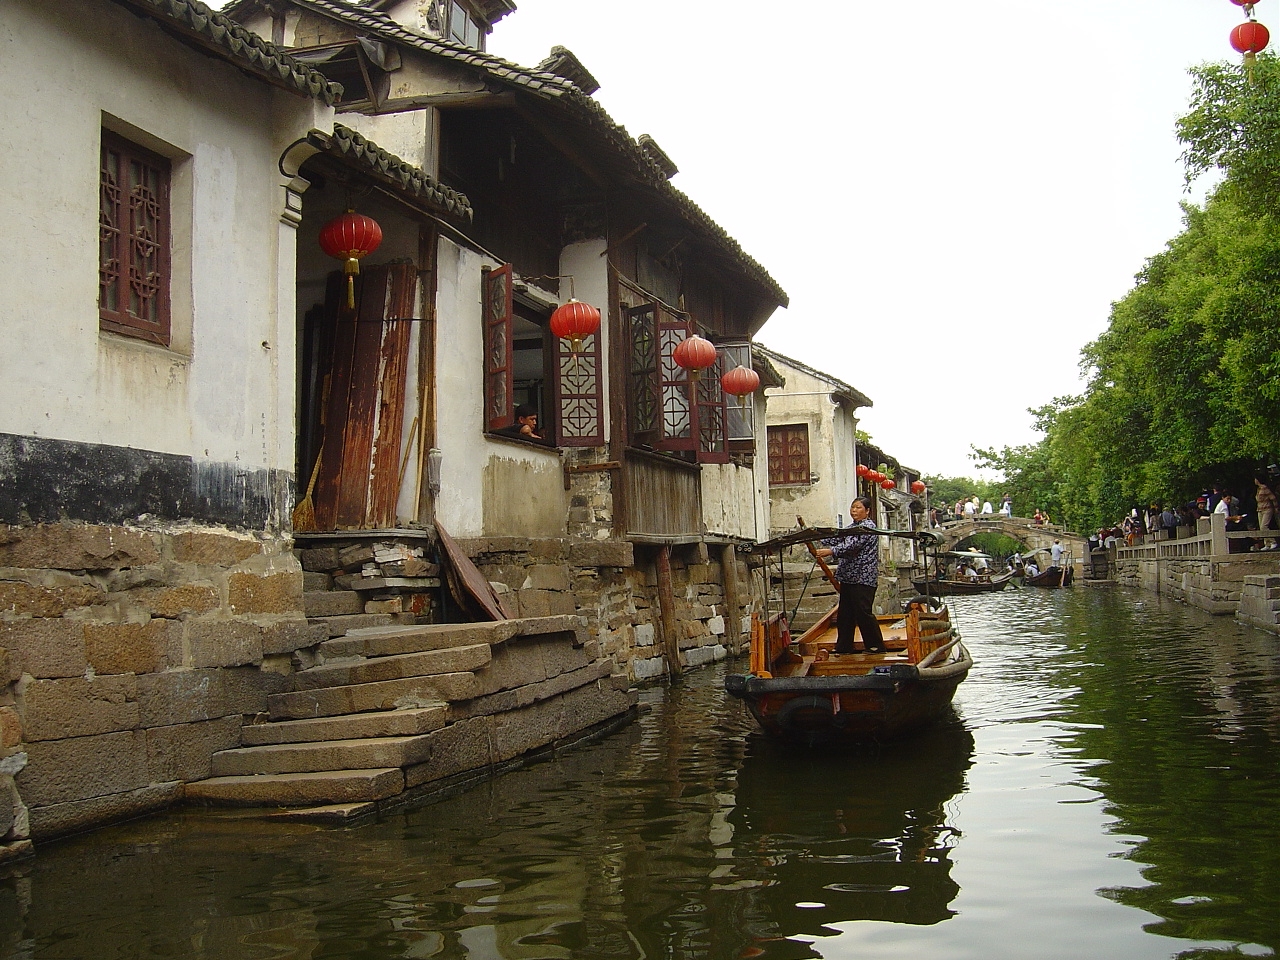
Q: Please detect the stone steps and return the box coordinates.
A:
[211,735,435,776]
[187,768,405,806]
[192,614,637,811]
[242,705,447,746]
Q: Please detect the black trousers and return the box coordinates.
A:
[836,581,884,653]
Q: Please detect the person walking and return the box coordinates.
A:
[816,496,886,654]
[1254,473,1278,550]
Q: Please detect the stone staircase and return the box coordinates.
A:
[186,615,637,820]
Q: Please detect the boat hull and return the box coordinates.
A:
[910,573,1012,595]
[725,652,971,746]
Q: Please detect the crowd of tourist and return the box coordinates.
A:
[1086,472,1280,554]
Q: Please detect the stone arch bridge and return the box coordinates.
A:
[934,516,1089,560]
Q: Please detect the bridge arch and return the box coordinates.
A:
[935,516,1088,560]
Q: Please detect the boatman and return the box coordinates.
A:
[815,496,887,655]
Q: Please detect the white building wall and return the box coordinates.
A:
[0,0,326,474]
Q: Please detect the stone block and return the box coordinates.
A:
[632,656,665,680]
[337,544,376,567]
[299,547,342,572]
[707,615,726,636]
[302,571,330,591]
[291,643,492,691]
[187,769,406,807]
[261,618,326,656]
[634,623,655,647]
[170,531,260,566]
[189,620,263,668]
[136,583,220,619]
[309,613,394,638]
[403,716,494,787]
[137,670,226,727]
[84,620,173,675]
[0,707,21,749]
[267,672,479,720]
[241,706,447,746]
[304,591,364,618]
[516,590,552,618]
[27,781,180,841]
[0,619,87,679]
[145,716,242,783]
[17,730,149,806]
[0,524,159,571]
[211,734,435,777]
[19,675,140,741]
[568,540,633,568]
[228,573,303,615]
[522,565,570,591]
[220,667,290,716]
[0,774,22,839]
[364,598,403,615]
[549,592,579,616]
[0,578,104,618]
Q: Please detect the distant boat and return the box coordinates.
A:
[909,571,1015,595]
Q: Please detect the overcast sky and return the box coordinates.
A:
[485,0,1272,478]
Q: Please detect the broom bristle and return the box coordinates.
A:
[291,497,316,532]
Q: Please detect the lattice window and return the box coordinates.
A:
[99,131,171,345]
[554,328,603,446]
[768,424,811,485]
[696,350,728,464]
[719,341,756,453]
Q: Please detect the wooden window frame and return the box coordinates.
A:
[483,263,603,447]
[768,423,811,486]
[99,130,172,346]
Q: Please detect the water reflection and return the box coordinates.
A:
[728,720,973,950]
[3,588,1280,959]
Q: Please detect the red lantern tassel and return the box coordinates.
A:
[345,257,360,310]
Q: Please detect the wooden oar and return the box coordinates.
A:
[797,516,840,591]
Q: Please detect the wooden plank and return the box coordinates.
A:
[367,263,416,527]
[436,521,514,621]
[313,272,356,531]
[335,266,390,528]
[721,543,741,651]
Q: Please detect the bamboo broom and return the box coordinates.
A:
[292,452,322,532]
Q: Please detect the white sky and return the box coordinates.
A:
[485,0,1273,477]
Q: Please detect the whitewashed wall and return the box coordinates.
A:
[0,0,328,477]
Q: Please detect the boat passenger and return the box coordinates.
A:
[815,496,887,654]
[1024,561,1040,577]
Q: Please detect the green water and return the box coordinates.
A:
[1,586,1278,959]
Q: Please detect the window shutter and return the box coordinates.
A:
[767,424,810,485]
[553,325,604,446]
[483,264,514,433]
[696,349,729,463]
[656,307,695,451]
[627,303,659,443]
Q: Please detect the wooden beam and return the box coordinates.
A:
[656,545,684,679]
[721,543,742,655]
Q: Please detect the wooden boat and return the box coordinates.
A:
[1023,566,1064,588]
[909,570,1014,595]
[725,600,972,745]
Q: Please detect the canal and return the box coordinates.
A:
[2,586,1279,959]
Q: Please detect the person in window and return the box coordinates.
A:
[515,404,542,440]
[815,496,886,654]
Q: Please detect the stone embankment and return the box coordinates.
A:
[188,615,636,819]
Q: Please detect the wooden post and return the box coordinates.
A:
[721,543,742,653]
[656,544,684,678]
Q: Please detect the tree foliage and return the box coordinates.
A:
[960,57,1280,534]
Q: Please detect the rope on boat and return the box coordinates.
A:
[916,633,963,669]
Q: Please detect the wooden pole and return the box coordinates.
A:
[721,543,742,653]
[656,545,684,678]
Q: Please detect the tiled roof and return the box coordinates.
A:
[226,0,788,307]
[307,124,473,219]
[755,344,874,409]
[110,0,342,104]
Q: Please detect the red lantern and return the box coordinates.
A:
[911,480,927,495]
[1231,20,1269,55]
[319,209,383,309]
[720,364,761,403]
[856,464,870,478]
[868,471,882,483]
[881,479,896,491]
[672,334,718,381]
[550,300,601,354]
